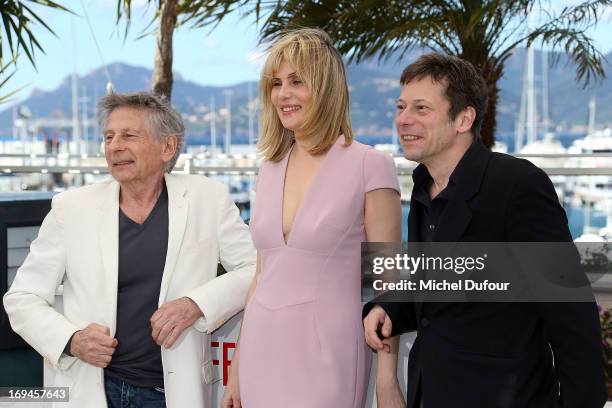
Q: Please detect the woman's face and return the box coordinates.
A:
[270,60,312,138]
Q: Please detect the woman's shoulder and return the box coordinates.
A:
[337,138,373,160]
[255,156,287,186]
[340,139,394,166]
[258,156,285,171]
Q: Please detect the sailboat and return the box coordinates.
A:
[569,98,612,241]
[515,47,567,200]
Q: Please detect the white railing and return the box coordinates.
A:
[0,152,611,176]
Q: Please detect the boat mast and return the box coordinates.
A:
[541,50,550,137]
[224,90,232,154]
[71,16,81,154]
[248,82,254,149]
[526,45,537,146]
[588,97,596,136]
[210,96,217,154]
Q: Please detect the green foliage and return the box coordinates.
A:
[194,0,611,146]
[599,306,612,396]
[114,0,612,145]
[0,1,72,102]
[0,59,24,104]
[114,0,272,37]
[252,0,610,87]
[0,0,72,68]
[113,0,271,97]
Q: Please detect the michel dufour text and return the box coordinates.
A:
[370,253,510,292]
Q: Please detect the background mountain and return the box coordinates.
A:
[1,47,610,146]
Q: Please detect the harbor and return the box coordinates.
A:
[1,1,612,405]
[1,136,611,241]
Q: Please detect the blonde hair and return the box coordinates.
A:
[258,28,354,162]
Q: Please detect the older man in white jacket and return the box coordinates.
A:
[3,92,256,408]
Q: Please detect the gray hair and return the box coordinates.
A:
[97,91,185,172]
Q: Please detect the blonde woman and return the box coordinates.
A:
[222,28,403,408]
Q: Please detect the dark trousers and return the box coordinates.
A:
[104,375,166,408]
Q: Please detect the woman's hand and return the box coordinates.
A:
[221,360,241,408]
[376,376,406,408]
[375,335,404,408]
[222,254,258,408]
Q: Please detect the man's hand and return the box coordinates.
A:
[150,297,203,349]
[70,323,117,368]
[364,305,393,352]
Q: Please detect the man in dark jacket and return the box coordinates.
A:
[363,53,607,408]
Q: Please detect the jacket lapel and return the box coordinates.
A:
[407,164,429,243]
[433,140,491,242]
[97,180,120,336]
[158,174,188,305]
[408,165,429,319]
[410,140,491,318]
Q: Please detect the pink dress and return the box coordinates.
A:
[239,136,400,408]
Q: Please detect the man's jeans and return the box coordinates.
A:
[104,375,166,408]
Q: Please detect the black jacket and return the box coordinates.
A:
[366,140,607,408]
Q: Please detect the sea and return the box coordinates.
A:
[0,131,608,240]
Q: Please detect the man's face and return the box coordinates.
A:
[103,107,172,186]
[395,76,459,165]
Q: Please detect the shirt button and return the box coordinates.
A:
[421,318,430,328]
[429,224,435,230]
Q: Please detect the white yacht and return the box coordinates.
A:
[519,134,568,201]
[567,128,612,213]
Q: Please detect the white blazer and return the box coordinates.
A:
[3,173,256,407]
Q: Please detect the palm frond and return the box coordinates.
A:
[0,58,26,104]
[529,27,605,86]
[494,0,612,86]
[0,0,73,68]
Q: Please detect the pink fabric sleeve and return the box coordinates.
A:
[363,148,400,193]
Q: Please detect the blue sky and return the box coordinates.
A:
[3,0,265,99]
[2,0,612,103]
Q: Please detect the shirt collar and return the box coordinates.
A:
[411,140,480,205]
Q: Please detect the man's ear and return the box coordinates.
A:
[162,134,178,162]
[456,107,476,134]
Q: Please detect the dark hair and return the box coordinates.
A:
[400,53,488,138]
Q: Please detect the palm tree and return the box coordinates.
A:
[0,0,71,102]
[116,0,179,99]
[196,0,611,148]
[0,0,70,67]
[115,0,272,100]
[269,0,612,147]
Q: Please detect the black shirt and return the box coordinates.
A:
[410,141,476,242]
[104,183,169,388]
[411,179,452,242]
[410,141,476,408]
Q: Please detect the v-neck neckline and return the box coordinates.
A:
[279,136,342,247]
[120,183,167,228]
